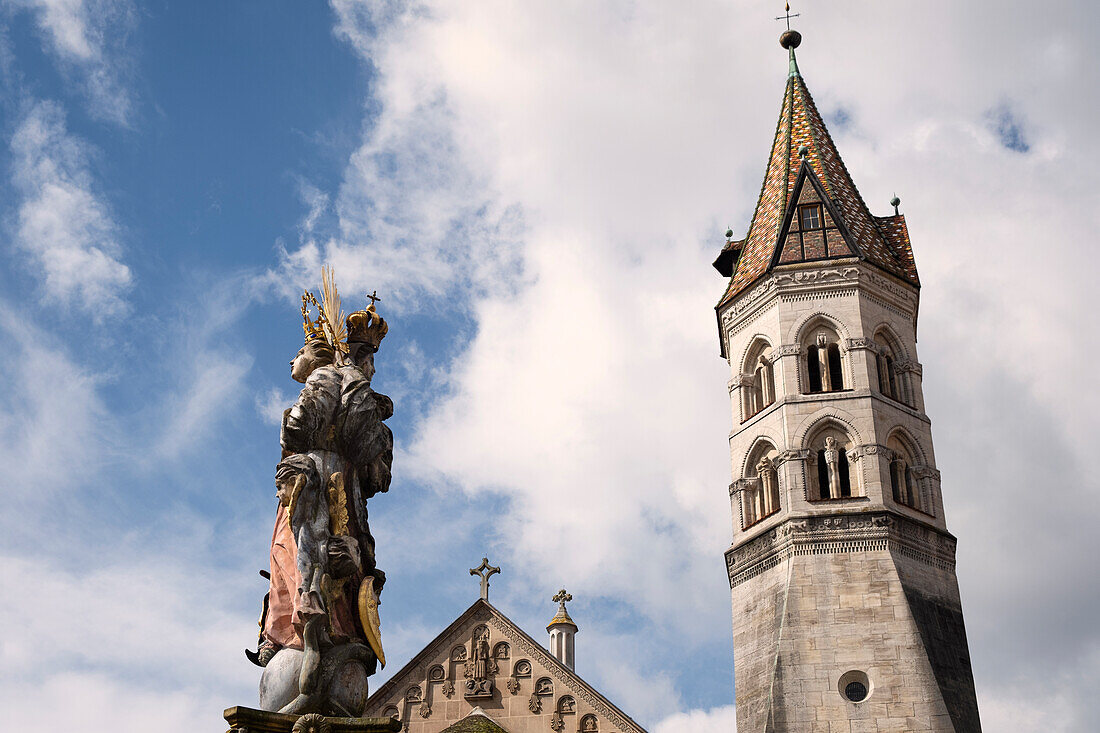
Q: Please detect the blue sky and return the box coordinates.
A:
[1,2,1098,732]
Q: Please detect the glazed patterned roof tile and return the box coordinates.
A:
[719,61,919,307]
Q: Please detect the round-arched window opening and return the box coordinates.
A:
[837,670,871,703]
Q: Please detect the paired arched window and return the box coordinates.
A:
[874,329,910,406]
[808,428,859,500]
[741,340,776,421]
[804,327,844,393]
[742,442,780,528]
[887,434,923,512]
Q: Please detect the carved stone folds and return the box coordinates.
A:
[725,511,957,588]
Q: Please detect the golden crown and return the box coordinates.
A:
[300,266,349,357]
[346,298,388,353]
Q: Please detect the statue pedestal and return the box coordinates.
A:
[223,706,401,733]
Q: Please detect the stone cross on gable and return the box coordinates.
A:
[470,557,501,601]
[552,589,572,608]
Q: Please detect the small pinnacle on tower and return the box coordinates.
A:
[891,194,901,215]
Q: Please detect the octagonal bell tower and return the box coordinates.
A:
[713,30,981,732]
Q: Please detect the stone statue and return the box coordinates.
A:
[249,270,394,718]
[823,436,842,499]
[816,333,832,391]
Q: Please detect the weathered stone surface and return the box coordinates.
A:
[719,258,981,732]
[224,706,400,733]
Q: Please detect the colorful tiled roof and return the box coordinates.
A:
[717,45,919,307]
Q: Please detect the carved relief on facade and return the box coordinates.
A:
[513,658,532,677]
[493,641,511,659]
[441,679,454,698]
[580,714,599,732]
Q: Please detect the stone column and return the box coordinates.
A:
[758,456,777,516]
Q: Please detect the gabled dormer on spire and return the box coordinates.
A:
[714,30,919,306]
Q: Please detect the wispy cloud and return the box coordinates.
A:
[9,0,137,125]
[10,100,131,318]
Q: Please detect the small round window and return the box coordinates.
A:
[837,670,871,703]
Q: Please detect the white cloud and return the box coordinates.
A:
[654,705,737,733]
[255,385,291,426]
[316,0,1100,728]
[10,100,131,317]
[10,0,136,124]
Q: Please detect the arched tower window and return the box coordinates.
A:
[741,339,776,421]
[874,328,909,406]
[806,426,859,500]
[803,326,845,393]
[741,441,780,528]
[887,433,922,512]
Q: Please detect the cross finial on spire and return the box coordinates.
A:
[366,290,381,305]
[552,588,573,608]
[470,557,501,601]
[775,2,799,31]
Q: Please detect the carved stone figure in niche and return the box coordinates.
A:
[536,678,554,696]
[816,333,832,391]
[493,641,510,659]
[580,714,599,732]
[465,625,496,679]
[451,645,467,663]
[252,271,395,718]
[823,436,842,499]
[557,696,576,714]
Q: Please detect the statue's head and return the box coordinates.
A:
[290,337,335,383]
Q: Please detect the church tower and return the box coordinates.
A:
[713,29,982,732]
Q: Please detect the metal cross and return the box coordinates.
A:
[366,290,381,305]
[552,589,572,607]
[775,2,799,30]
[470,557,501,601]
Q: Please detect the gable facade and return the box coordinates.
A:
[363,600,646,733]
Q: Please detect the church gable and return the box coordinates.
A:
[363,599,645,733]
[774,165,857,266]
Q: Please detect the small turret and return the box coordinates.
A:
[546,589,577,670]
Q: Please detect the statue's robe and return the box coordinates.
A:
[263,362,393,651]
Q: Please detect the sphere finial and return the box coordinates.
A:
[780,29,802,50]
[890,194,901,215]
